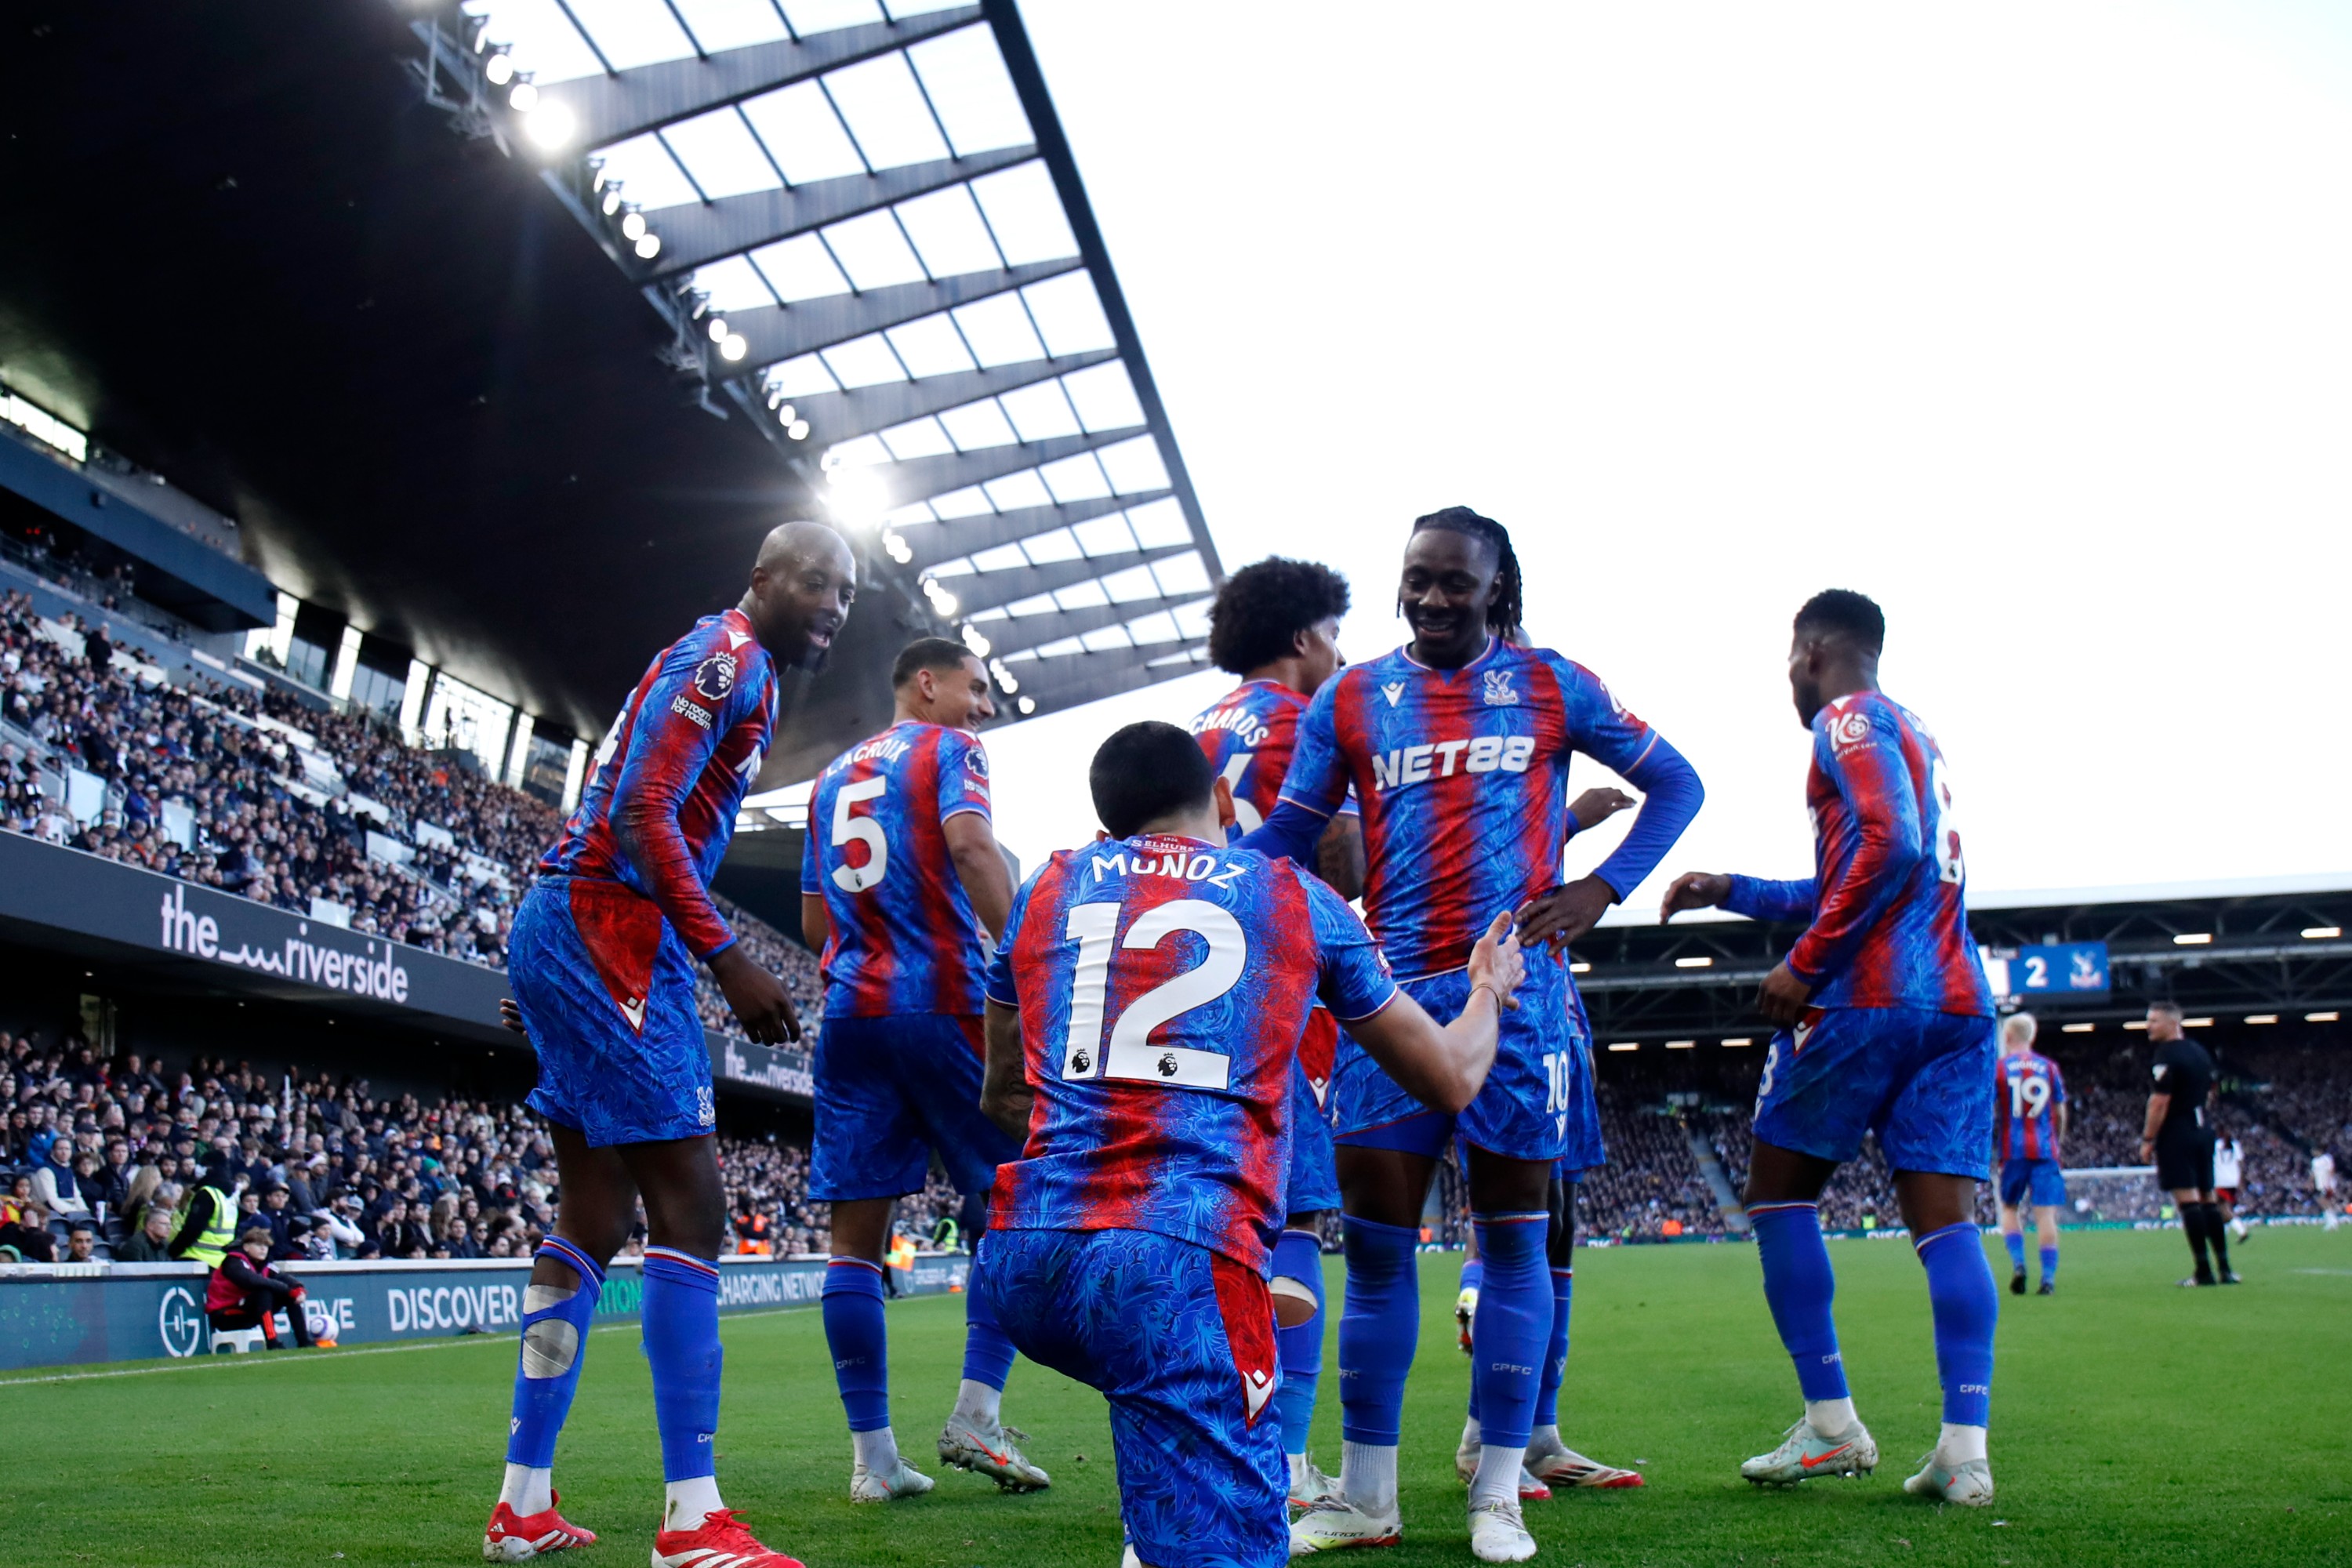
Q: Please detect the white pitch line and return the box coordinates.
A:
[0,1303,822,1388]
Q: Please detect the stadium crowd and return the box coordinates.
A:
[0,588,823,1039]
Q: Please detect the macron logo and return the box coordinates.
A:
[1381,681,1405,707]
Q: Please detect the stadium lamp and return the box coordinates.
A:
[1673,955,1712,968]
[989,657,1018,691]
[485,51,514,85]
[786,419,810,440]
[880,529,912,564]
[601,187,622,216]
[634,233,661,260]
[621,210,648,241]
[708,318,730,343]
[509,80,539,112]
[2061,1022,2096,1033]
[2173,931,2212,945]
[921,579,960,618]
[2304,926,2342,939]
[826,467,887,528]
[1569,960,1591,974]
[1016,695,1036,715]
[2307,1011,2341,1023]
[2246,1014,2278,1025]
[720,334,748,362]
[961,624,992,658]
[1606,1042,1639,1052]
[524,101,575,150]
[1721,1037,1753,1047]
[1665,1040,1695,1050]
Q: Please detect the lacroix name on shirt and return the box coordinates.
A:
[1368,734,1536,792]
[831,734,913,773]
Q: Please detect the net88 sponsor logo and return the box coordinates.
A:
[1369,735,1537,791]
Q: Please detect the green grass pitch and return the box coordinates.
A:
[11,1228,2349,1567]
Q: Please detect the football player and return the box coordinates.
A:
[977,720,1524,1568]
[801,637,1047,1499]
[1246,508,1703,1561]
[1662,588,2002,1506]
[490,521,851,1567]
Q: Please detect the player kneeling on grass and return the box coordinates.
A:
[1664,589,2002,1508]
[975,721,1520,1568]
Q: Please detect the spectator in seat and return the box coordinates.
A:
[117,1205,179,1262]
[32,1139,89,1228]
[63,1221,102,1263]
[206,1224,315,1349]
[0,1200,56,1261]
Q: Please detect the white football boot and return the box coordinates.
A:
[1287,1454,1344,1509]
[938,1411,1051,1492]
[1289,1495,1403,1552]
[1904,1450,1994,1506]
[1740,1416,1878,1486]
[1523,1439,1644,1490]
[849,1454,936,1502]
[1466,1497,1537,1563]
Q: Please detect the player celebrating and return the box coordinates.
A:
[1245,508,1704,1562]
[2138,1001,2236,1286]
[1189,556,1361,1507]
[800,637,1047,1500]
[488,521,854,1567]
[1661,588,2001,1508]
[975,720,1526,1568]
[1993,1012,2067,1295]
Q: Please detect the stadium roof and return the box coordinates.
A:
[430,0,1221,731]
[0,0,1217,782]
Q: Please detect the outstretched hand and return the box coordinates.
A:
[1514,874,1614,956]
[1466,911,1526,1012]
[710,945,804,1044]
[498,998,527,1036]
[1660,871,1732,924]
[1566,787,1636,832]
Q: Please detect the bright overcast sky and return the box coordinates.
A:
[960,0,2352,912]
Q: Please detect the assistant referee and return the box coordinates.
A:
[2138,1000,2236,1287]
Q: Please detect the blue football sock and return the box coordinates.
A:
[1748,1201,1849,1401]
[1272,1229,1325,1457]
[641,1246,723,1483]
[1337,1215,1420,1446]
[2003,1230,2026,1270]
[1533,1267,1572,1430]
[1915,1221,1997,1427]
[2039,1244,2058,1283]
[822,1258,891,1432]
[1468,1213,1548,1450]
[960,1257,1018,1392]
[505,1237,604,1469]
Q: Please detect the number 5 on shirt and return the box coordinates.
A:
[829,775,888,892]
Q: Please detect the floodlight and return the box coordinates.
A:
[786,419,810,441]
[601,189,622,216]
[1017,696,1036,715]
[509,81,539,112]
[524,102,575,150]
[720,334,748,362]
[634,234,661,260]
[622,211,648,241]
[485,53,514,84]
[709,318,729,343]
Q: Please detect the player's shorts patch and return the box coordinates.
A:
[565,877,665,1034]
[1210,1252,1279,1427]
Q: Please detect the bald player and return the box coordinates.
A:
[488,521,856,1568]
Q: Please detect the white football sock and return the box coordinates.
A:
[499,1463,553,1516]
[1468,1443,1527,1511]
[1806,1396,1858,1439]
[1938,1422,1987,1465]
[1460,1414,1483,1448]
[1526,1422,1561,1454]
[1287,1452,1309,1487]
[953,1377,1003,1428]
[852,1425,902,1474]
[662,1475,724,1534]
[1340,1440,1399,1516]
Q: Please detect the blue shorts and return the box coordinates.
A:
[1753,1006,1995,1178]
[1332,958,1600,1168]
[978,1227,1285,1568]
[2000,1157,2068,1210]
[509,877,714,1148]
[810,1012,1020,1203]
[1284,1062,1339,1215]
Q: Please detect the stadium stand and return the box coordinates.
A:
[0,586,825,1041]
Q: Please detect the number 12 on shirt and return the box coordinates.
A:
[1058,900,1243,1091]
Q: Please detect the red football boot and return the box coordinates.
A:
[483,1493,597,1560]
[651,1508,804,1568]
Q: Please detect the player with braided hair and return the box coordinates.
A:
[1245,507,1704,1561]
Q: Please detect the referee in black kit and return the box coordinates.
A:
[2138,1000,2238,1287]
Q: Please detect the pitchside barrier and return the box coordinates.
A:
[0,1251,970,1372]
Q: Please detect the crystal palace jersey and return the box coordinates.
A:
[541,607,776,960]
[1272,637,1670,982]
[984,833,1397,1270]
[1722,691,1993,1016]
[1190,679,1315,836]
[1994,1051,2067,1160]
[800,720,993,1018]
